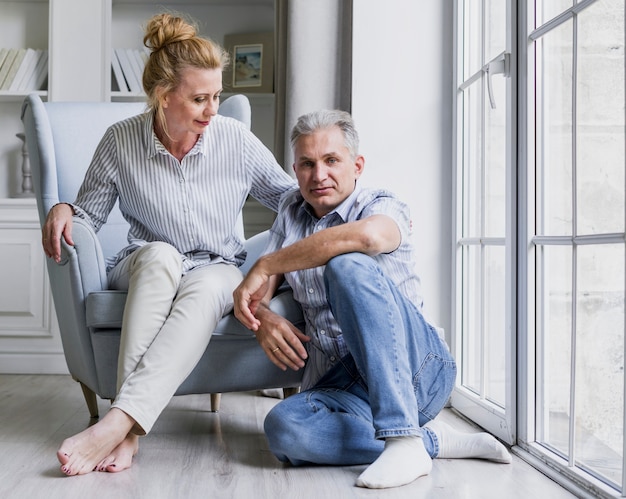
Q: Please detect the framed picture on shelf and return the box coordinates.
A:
[223,32,274,93]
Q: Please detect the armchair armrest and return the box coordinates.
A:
[46,217,108,393]
[240,230,270,275]
[69,217,109,294]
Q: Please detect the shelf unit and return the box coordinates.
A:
[0,0,276,196]
[0,0,48,199]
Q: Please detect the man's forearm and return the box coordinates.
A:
[255,227,356,277]
[254,216,400,277]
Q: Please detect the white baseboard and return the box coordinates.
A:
[0,353,69,374]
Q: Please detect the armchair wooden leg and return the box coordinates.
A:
[78,381,99,419]
[283,387,300,399]
[210,393,221,412]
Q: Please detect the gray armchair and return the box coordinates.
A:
[21,93,303,417]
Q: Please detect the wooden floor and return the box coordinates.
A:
[0,374,576,499]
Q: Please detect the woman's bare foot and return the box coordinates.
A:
[57,408,136,476]
[95,433,140,472]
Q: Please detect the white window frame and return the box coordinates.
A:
[454,0,625,496]
[451,0,517,445]
[514,1,626,497]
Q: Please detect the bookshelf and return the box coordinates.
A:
[0,0,276,198]
[0,0,48,199]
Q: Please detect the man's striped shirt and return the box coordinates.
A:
[266,185,423,389]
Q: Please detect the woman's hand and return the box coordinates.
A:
[42,203,75,263]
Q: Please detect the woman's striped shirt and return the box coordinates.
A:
[71,112,295,273]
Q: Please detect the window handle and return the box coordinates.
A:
[459,51,510,109]
[485,52,510,109]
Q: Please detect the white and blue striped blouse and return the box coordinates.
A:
[71,112,295,273]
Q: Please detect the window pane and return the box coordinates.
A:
[462,0,506,83]
[485,0,506,63]
[485,73,506,237]
[575,243,624,486]
[462,83,483,238]
[461,243,506,406]
[537,245,573,458]
[461,244,482,394]
[537,21,573,236]
[462,72,506,239]
[536,0,574,26]
[462,0,483,80]
[485,245,505,406]
[576,0,625,235]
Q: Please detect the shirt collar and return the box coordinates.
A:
[146,111,209,160]
[298,183,362,223]
[144,111,158,160]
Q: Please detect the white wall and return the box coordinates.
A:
[351,0,453,333]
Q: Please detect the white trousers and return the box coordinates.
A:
[107,242,243,434]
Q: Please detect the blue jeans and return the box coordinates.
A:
[264,253,457,466]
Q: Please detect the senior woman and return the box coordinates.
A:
[42,13,295,476]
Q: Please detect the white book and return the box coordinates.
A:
[111,49,129,92]
[140,48,149,66]
[0,48,26,90]
[9,48,38,92]
[0,49,18,89]
[128,48,145,94]
[115,48,141,93]
[0,49,9,74]
[15,49,42,91]
[23,50,48,91]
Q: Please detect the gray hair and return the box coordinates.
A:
[290,110,359,159]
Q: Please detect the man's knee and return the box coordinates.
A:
[324,253,375,288]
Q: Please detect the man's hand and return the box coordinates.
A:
[233,267,272,331]
[234,263,310,370]
[253,306,310,371]
[42,203,75,263]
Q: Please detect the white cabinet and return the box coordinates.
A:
[0,199,65,373]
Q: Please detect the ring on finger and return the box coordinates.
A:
[271,347,280,353]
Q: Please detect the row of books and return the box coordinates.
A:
[0,48,48,93]
[0,47,147,95]
[112,48,148,94]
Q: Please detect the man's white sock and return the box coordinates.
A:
[356,436,432,489]
[425,420,512,463]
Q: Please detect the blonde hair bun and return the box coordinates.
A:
[143,13,197,53]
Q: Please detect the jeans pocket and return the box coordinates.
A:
[413,353,457,422]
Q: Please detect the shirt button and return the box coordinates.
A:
[320,330,326,335]
[308,288,314,294]
[330,356,336,362]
